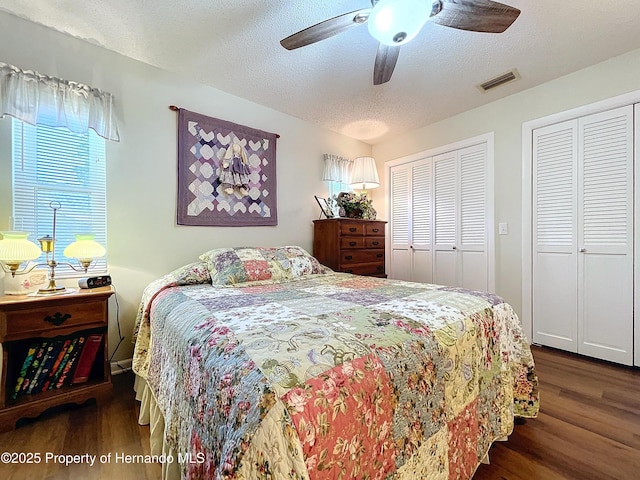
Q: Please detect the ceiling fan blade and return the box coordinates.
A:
[280,9,371,50]
[373,43,400,85]
[432,0,520,33]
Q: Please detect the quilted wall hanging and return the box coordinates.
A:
[176,107,278,226]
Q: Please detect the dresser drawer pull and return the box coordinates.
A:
[44,312,72,326]
[345,255,353,260]
[372,241,379,246]
[349,227,357,232]
[376,253,383,258]
[349,241,357,246]
[372,228,380,233]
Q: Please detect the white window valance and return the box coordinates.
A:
[0,62,120,142]
[322,154,353,184]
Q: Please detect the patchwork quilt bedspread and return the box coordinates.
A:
[133,265,538,480]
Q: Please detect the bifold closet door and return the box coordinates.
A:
[533,105,634,365]
[532,120,579,352]
[389,159,432,283]
[577,106,633,365]
[433,144,488,290]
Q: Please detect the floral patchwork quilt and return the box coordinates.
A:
[132,264,538,480]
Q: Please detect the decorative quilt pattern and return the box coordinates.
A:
[133,269,538,480]
[177,108,278,226]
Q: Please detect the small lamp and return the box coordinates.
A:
[0,202,106,295]
[64,234,106,270]
[350,156,380,193]
[0,231,42,276]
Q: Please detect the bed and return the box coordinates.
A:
[132,246,539,480]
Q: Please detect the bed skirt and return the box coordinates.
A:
[134,375,180,480]
[134,374,499,479]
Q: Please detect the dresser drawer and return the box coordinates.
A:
[341,237,365,249]
[340,223,364,236]
[3,300,106,340]
[365,237,384,248]
[365,223,385,236]
[341,263,386,277]
[340,249,385,265]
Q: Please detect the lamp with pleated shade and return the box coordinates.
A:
[350,156,380,192]
[0,231,42,276]
[64,234,106,270]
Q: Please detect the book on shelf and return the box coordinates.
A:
[41,338,71,392]
[11,342,39,400]
[30,340,65,395]
[27,342,57,395]
[48,337,81,390]
[19,341,49,396]
[54,336,85,389]
[71,334,103,384]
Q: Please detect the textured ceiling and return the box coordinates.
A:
[2,0,640,144]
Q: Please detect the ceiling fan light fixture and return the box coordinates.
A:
[367,0,431,46]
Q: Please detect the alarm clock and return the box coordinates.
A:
[78,275,112,289]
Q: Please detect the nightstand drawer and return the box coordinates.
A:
[340,223,364,236]
[340,250,385,265]
[341,237,365,249]
[3,300,106,339]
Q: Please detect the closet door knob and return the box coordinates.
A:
[579,248,586,253]
[452,246,457,250]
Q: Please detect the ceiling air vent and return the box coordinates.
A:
[478,69,520,92]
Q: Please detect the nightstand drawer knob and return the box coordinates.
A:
[349,227,357,232]
[349,241,357,246]
[372,228,379,233]
[44,312,72,326]
[372,241,379,246]
[345,255,353,260]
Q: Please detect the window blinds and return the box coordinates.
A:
[11,119,107,276]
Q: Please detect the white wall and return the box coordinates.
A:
[0,11,371,362]
[372,47,640,319]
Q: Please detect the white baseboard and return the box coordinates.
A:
[110,358,133,375]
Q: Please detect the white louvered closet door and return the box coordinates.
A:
[533,105,634,365]
[433,151,458,287]
[389,158,432,282]
[577,105,633,364]
[411,159,433,283]
[532,120,579,352]
[389,164,412,281]
[458,143,488,291]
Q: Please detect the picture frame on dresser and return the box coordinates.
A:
[314,195,333,218]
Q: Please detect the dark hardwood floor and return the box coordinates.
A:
[0,345,638,479]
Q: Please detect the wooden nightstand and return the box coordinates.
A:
[0,286,114,432]
[313,218,387,277]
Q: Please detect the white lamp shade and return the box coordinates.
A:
[367,0,432,46]
[0,231,42,262]
[350,156,380,190]
[64,234,106,261]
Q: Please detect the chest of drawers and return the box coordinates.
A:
[313,218,387,277]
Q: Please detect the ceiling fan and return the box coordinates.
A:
[280,0,521,85]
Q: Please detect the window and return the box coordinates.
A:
[12,119,107,276]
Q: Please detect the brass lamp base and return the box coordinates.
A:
[37,279,66,295]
